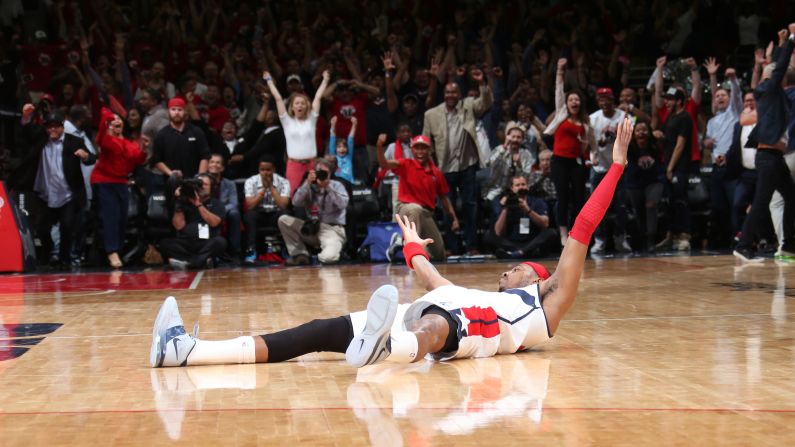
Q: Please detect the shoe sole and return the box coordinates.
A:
[150,296,178,368]
[345,285,399,368]
[733,251,764,264]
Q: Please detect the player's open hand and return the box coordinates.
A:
[395,214,433,247]
[613,116,633,166]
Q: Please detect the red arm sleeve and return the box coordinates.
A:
[568,163,624,245]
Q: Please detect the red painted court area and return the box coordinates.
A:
[0,271,198,294]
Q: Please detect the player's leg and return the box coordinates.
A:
[346,286,455,367]
[150,296,356,367]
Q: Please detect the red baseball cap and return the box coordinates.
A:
[596,87,614,98]
[410,135,431,147]
[39,93,56,104]
[522,261,550,280]
[167,97,186,109]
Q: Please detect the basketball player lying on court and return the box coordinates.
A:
[150,117,634,368]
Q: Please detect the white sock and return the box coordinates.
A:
[186,336,257,366]
[385,331,419,363]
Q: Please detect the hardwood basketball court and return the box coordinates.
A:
[1,255,794,445]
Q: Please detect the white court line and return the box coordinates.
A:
[45,312,795,340]
[189,271,204,290]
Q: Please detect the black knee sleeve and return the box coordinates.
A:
[261,315,354,363]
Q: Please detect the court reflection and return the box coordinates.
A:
[347,356,551,445]
[150,364,260,440]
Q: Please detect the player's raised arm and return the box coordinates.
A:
[396,214,453,291]
[539,116,633,334]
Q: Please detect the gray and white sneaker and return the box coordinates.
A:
[589,238,606,255]
[150,296,197,367]
[346,285,399,368]
[168,258,189,271]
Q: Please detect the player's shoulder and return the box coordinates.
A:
[499,283,542,300]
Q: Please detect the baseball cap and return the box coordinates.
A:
[504,121,527,136]
[664,87,685,101]
[410,135,431,147]
[596,87,614,98]
[39,93,56,104]
[286,74,302,84]
[402,93,419,103]
[167,97,186,109]
[522,261,550,280]
[43,112,64,126]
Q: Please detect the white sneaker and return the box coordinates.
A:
[151,296,197,367]
[168,258,189,270]
[614,235,632,253]
[589,238,606,255]
[346,285,399,367]
[733,249,764,264]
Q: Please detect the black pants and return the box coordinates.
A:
[243,208,280,250]
[626,182,664,241]
[443,164,479,252]
[733,169,776,241]
[483,228,558,257]
[550,155,586,229]
[159,236,227,268]
[666,169,691,234]
[709,164,738,248]
[34,198,81,263]
[592,171,628,240]
[737,150,795,250]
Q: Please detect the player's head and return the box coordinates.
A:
[498,262,550,291]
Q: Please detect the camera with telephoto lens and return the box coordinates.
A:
[314,169,329,182]
[505,188,530,207]
[176,178,205,204]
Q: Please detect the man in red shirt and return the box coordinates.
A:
[376,134,459,261]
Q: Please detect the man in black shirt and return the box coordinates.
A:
[150,97,210,180]
[159,173,227,269]
[660,87,693,250]
[484,175,558,259]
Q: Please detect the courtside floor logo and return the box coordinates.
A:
[0,323,62,361]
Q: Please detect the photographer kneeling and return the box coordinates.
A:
[159,173,227,269]
[484,175,558,259]
[277,158,349,265]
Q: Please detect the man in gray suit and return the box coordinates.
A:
[422,68,492,254]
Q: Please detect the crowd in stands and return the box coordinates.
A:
[1,0,794,270]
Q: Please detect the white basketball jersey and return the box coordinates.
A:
[402,284,551,361]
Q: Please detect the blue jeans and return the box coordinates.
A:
[444,164,479,252]
[95,183,129,254]
[226,208,241,254]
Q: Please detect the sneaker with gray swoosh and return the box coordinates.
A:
[150,296,197,367]
[345,285,399,367]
